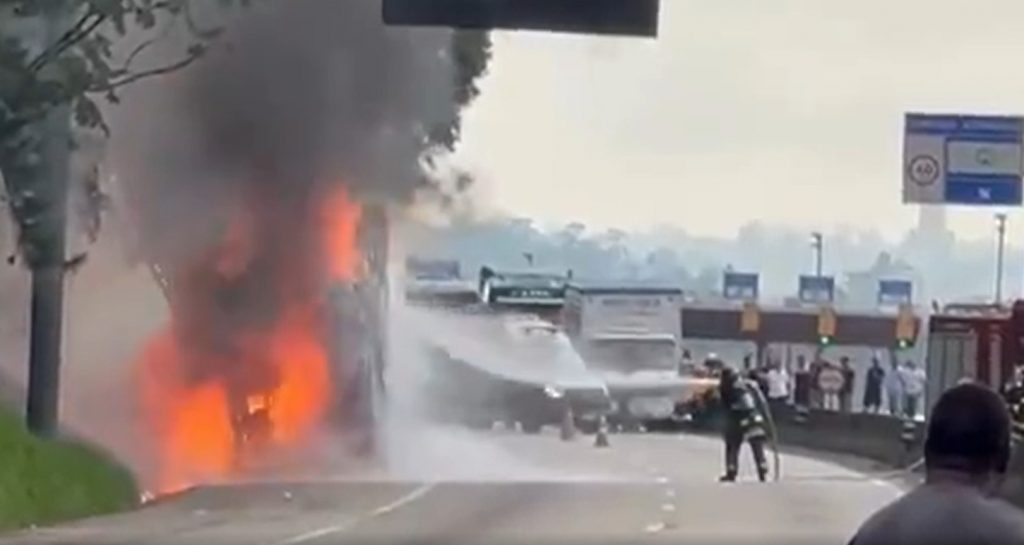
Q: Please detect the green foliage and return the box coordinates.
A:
[0,0,248,267]
[0,407,139,530]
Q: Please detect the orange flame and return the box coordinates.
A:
[135,185,365,494]
[322,187,363,281]
[137,329,235,492]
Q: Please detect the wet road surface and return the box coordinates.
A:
[1,430,903,545]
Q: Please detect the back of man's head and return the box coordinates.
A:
[925,382,1012,476]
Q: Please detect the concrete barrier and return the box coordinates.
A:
[687,404,924,469]
[687,402,1024,510]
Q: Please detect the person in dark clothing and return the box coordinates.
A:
[849,383,1024,545]
[863,358,885,413]
[839,356,856,413]
[1003,367,1024,425]
[793,355,812,411]
[718,367,769,483]
[809,356,825,409]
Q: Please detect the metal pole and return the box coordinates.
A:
[811,232,823,277]
[995,213,1007,305]
[24,2,72,437]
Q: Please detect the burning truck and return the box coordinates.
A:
[136,191,390,490]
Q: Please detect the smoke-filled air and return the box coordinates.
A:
[96,0,490,492]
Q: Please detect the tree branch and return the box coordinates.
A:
[89,48,203,93]
[28,8,105,73]
[120,19,175,73]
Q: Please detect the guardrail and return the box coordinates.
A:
[687,405,924,468]
[686,404,1024,510]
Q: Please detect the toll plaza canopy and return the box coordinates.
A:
[681,305,920,347]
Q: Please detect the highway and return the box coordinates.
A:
[2,428,904,545]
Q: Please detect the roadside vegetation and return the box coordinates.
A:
[0,407,137,531]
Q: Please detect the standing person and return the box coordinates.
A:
[839,356,856,413]
[717,367,770,483]
[848,383,1024,545]
[863,357,885,414]
[884,359,904,416]
[678,348,694,376]
[900,360,926,419]
[793,355,812,412]
[766,360,791,415]
[809,356,825,409]
[819,360,844,411]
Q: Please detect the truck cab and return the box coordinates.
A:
[563,282,712,428]
[404,257,478,308]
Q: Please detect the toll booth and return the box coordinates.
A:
[925,302,1024,416]
[681,305,920,362]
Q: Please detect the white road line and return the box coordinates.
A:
[273,483,436,545]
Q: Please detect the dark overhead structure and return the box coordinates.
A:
[682,306,920,347]
[383,0,660,37]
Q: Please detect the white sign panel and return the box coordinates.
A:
[903,113,1024,206]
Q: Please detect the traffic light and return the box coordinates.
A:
[818,305,837,346]
[896,304,916,349]
[741,301,761,333]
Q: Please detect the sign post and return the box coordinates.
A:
[799,275,835,304]
[878,279,913,307]
[904,113,1024,206]
[723,272,759,301]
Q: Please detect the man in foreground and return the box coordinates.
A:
[848,382,1024,545]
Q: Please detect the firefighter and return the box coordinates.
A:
[718,366,770,483]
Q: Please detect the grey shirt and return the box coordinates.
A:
[850,481,1024,545]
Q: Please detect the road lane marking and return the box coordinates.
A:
[643,522,667,533]
[273,484,436,545]
[661,503,676,512]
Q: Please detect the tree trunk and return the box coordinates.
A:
[24,3,72,435]
[26,264,65,436]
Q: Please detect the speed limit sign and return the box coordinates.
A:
[909,155,940,186]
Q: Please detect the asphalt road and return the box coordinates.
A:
[1,429,904,545]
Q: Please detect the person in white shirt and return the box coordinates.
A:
[884,359,904,416]
[765,361,790,413]
[848,382,1024,545]
[899,360,926,419]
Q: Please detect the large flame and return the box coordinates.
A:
[134,186,364,493]
[322,188,363,282]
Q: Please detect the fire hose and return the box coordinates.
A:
[748,382,781,482]
[746,382,928,484]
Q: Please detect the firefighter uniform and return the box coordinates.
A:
[719,367,769,482]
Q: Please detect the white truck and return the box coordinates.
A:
[563,283,715,428]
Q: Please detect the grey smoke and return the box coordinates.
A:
[107,0,490,271]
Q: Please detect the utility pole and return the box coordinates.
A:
[810,232,824,278]
[24,1,72,437]
[995,213,1008,305]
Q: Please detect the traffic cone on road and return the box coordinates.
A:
[594,415,610,448]
[560,404,577,441]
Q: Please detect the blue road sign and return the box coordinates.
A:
[878,279,912,306]
[904,113,1024,206]
[723,272,758,300]
[799,275,835,303]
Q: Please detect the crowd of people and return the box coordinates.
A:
[687,349,928,419]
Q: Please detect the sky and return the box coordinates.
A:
[453,0,1024,243]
